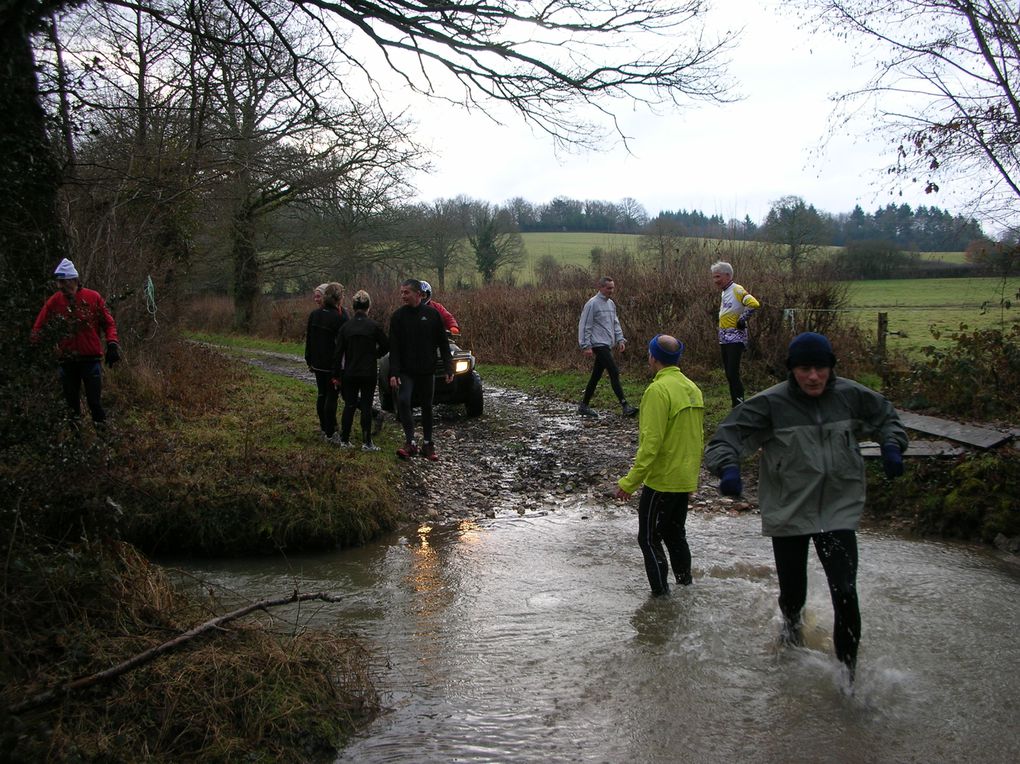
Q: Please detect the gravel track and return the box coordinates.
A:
[237,347,757,525]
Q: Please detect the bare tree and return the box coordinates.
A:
[619,197,650,231]
[796,0,1020,230]
[7,0,738,300]
[641,214,687,270]
[184,2,421,328]
[401,198,470,289]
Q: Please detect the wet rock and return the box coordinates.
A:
[994,533,1020,555]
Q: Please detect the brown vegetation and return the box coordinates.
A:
[183,242,873,388]
[1,333,396,760]
[1,541,377,761]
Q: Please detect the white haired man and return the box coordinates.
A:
[711,261,759,407]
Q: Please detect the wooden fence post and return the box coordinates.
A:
[877,312,888,373]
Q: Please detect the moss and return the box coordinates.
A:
[867,449,1020,542]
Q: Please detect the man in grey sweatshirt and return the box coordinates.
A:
[576,277,637,418]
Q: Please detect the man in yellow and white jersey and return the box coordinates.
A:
[711,261,760,407]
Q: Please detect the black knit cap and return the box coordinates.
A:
[786,332,836,369]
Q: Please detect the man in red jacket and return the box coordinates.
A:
[31,258,120,424]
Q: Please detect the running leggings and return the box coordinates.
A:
[396,372,435,444]
[582,345,625,405]
[637,488,692,595]
[313,370,338,437]
[59,360,105,422]
[771,530,860,670]
[340,376,376,443]
[719,342,745,407]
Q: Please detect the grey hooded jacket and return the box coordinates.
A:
[704,375,908,537]
[577,292,625,350]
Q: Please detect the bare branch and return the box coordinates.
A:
[9,591,345,715]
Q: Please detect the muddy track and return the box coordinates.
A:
[237,347,756,525]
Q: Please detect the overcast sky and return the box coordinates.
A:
[403,1,972,225]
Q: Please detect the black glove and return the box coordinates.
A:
[881,443,904,478]
[737,315,748,330]
[105,341,121,367]
[719,465,743,496]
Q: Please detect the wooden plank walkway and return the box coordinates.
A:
[859,410,1013,456]
[896,410,1011,449]
[860,440,967,458]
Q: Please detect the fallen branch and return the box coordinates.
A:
[9,590,344,715]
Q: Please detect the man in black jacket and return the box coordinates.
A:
[388,279,453,461]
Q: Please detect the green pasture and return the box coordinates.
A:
[520,232,642,271]
[515,232,966,281]
[920,251,967,264]
[843,277,1020,356]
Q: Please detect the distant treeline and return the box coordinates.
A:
[510,196,984,252]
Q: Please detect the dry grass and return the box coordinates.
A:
[2,541,376,762]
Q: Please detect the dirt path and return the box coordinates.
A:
[237,348,756,525]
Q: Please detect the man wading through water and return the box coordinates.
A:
[615,334,704,596]
[705,332,907,683]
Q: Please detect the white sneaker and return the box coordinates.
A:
[362,443,381,452]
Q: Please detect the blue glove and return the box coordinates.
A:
[719,466,743,496]
[881,443,903,478]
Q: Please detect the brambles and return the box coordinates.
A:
[893,324,1020,419]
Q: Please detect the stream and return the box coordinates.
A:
[182,507,1018,763]
[190,355,1019,761]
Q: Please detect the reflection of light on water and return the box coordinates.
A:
[456,519,482,543]
[408,525,440,595]
[405,523,446,675]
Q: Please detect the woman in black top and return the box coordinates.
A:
[335,290,389,450]
[304,282,346,441]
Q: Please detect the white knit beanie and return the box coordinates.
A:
[54,258,79,279]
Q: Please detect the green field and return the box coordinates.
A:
[517,232,967,279]
[520,232,642,271]
[844,277,1020,356]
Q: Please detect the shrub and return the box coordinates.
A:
[866,451,1020,542]
[892,324,1020,419]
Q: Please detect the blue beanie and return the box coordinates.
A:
[648,334,685,365]
[786,332,836,369]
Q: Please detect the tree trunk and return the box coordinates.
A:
[232,210,260,332]
[0,8,67,299]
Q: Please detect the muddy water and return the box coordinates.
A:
[183,505,1019,763]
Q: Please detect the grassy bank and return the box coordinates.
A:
[112,340,403,556]
[1,335,401,761]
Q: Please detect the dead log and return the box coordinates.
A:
[9,590,344,715]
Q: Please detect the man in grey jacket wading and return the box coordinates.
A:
[577,276,637,418]
[705,332,908,681]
